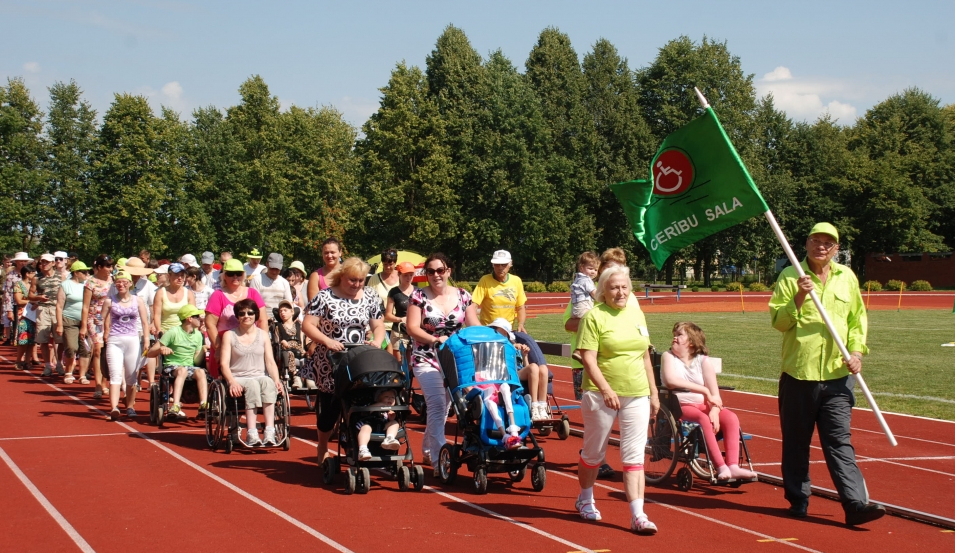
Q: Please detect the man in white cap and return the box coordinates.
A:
[199,251,219,290]
[54,251,70,280]
[3,253,31,345]
[244,248,265,279]
[179,253,198,269]
[33,253,64,376]
[471,249,528,332]
[249,253,292,319]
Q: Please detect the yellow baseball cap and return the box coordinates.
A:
[809,222,839,242]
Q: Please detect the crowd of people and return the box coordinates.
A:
[3,221,886,532]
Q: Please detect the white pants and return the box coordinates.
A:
[580,392,649,470]
[106,335,143,387]
[413,363,449,458]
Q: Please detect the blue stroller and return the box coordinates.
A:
[435,326,546,494]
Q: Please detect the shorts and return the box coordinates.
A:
[233,376,277,409]
[61,317,91,359]
[164,365,204,378]
[579,392,649,469]
[34,305,62,344]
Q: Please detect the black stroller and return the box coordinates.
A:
[320,345,425,494]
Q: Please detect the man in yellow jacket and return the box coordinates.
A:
[769,222,885,526]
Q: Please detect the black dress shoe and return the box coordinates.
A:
[787,504,808,518]
[845,503,885,526]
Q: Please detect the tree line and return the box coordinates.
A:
[2,26,953,284]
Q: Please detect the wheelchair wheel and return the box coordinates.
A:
[344,467,357,495]
[149,385,160,425]
[321,456,340,485]
[644,404,679,486]
[276,383,292,451]
[676,466,693,491]
[531,463,546,492]
[205,380,226,449]
[157,404,166,428]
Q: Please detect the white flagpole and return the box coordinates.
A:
[694,88,898,447]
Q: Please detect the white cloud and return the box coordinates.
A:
[337,96,379,128]
[756,66,858,124]
[23,62,41,73]
[161,81,183,100]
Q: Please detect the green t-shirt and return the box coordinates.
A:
[160,325,204,367]
[576,301,651,397]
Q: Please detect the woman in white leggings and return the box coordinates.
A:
[102,270,149,421]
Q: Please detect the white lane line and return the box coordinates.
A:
[754,455,955,467]
[746,433,955,478]
[0,429,205,441]
[290,435,598,553]
[547,469,823,553]
[15,368,355,553]
[0,445,96,553]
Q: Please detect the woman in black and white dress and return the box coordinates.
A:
[302,257,384,463]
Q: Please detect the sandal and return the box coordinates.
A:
[575,498,602,521]
[631,515,658,535]
[79,377,90,385]
[63,375,75,385]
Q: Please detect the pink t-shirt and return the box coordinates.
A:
[205,288,265,334]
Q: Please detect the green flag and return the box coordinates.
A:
[611,107,769,270]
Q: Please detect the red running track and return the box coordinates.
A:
[1,346,953,553]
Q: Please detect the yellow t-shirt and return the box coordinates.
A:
[471,274,527,326]
[576,301,651,397]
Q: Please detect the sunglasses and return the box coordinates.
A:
[425,267,448,276]
[236,310,256,317]
[225,271,244,278]
[55,257,65,261]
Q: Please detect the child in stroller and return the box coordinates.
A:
[274,300,308,388]
[357,388,401,460]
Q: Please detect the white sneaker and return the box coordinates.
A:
[246,428,262,447]
[381,436,400,450]
[506,425,521,436]
[358,446,372,461]
[292,376,303,389]
[263,426,277,446]
[533,404,546,421]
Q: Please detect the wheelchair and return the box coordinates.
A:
[205,376,292,454]
[148,345,211,427]
[644,349,757,491]
[268,306,316,411]
[520,367,577,440]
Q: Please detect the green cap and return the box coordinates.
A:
[809,222,839,242]
[223,258,244,272]
[114,270,132,282]
[117,257,128,268]
[247,248,262,259]
[178,304,203,321]
[69,260,90,272]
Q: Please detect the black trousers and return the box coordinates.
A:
[778,372,868,511]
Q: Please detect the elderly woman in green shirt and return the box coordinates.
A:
[574,264,660,535]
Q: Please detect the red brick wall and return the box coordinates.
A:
[864,252,955,287]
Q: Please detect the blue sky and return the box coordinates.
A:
[3,0,953,128]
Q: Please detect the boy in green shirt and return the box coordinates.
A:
[147,304,208,419]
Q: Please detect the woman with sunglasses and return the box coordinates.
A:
[80,254,114,399]
[102,270,150,420]
[151,263,195,337]
[302,256,384,462]
[219,298,283,446]
[406,253,479,469]
[13,264,38,371]
[55,261,91,384]
[204,258,266,377]
[368,248,400,352]
[306,237,343,302]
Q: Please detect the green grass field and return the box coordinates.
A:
[525,310,955,421]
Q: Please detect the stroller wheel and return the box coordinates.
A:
[531,463,547,492]
[357,467,370,494]
[473,467,488,495]
[344,467,357,495]
[412,465,425,492]
[508,466,526,483]
[397,466,411,491]
[437,444,457,485]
